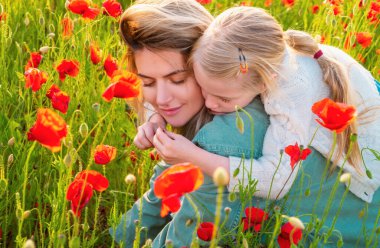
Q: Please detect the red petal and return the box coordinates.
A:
[74,170,109,192]
[196,222,214,241]
[160,194,182,217]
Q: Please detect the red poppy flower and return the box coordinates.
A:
[197,222,214,241]
[90,42,102,65]
[102,0,122,18]
[24,68,48,92]
[344,32,353,50]
[66,179,93,216]
[129,150,137,163]
[284,143,312,169]
[312,98,357,134]
[154,163,204,217]
[357,53,366,63]
[242,207,269,232]
[277,222,303,248]
[25,52,43,71]
[0,12,6,21]
[356,32,372,48]
[102,70,141,101]
[46,84,70,114]
[56,59,79,82]
[67,0,100,20]
[62,17,74,38]
[311,5,319,14]
[367,2,380,23]
[27,108,67,152]
[74,170,109,192]
[333,6,342,15]
[196,0,212,4]
[149,151,160,161]
[94,144,117,165]
[103,54,118,78]
[264,0,273,7]
[281,0,295,8]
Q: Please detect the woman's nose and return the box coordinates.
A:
[156,82,172,105]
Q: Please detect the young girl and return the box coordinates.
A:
[149,6,380,247]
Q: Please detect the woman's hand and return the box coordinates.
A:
[133,122,159,149]
[153,127,198,165]
[133,113,166,150]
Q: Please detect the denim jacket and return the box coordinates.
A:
[110,98,270,247]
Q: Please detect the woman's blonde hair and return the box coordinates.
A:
[192,6,362,172]
[119,0,213,139]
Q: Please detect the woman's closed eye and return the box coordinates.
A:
[142,80,154,87]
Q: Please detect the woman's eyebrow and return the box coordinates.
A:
[137,69,187,79]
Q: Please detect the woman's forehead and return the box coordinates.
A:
[134,48,186,76]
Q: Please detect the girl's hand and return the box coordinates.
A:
[153,127,197,165]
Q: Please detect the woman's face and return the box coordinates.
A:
[134,48,204,127]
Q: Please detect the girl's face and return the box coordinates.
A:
[134,48,204,127]
[193,62,264,115]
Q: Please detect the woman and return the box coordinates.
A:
[110,0,270,247]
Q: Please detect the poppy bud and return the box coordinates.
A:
[339,172,351,183]
[39,46,50,54]
[366,169,373,179]
[228,192,236,202]
[143,239,152,247]
[23,239,36,248]
[24,15,30,26]
[224,207,231,215]
[7,154,14,166]
[39,16,45,26]
[235,114,244,134]
[185,219,194,227]
[288,216,305,230]
[64,153,72,167]
[165,240,173,248]
[47,33,55,39]
[22,210,31,220]
[79,123,89,138]
[69,237,80,248]
[124,174,136,184]
[92,103,100,112]
[213,167,229,186]
[337,238,344,248]
[8,137,15,146]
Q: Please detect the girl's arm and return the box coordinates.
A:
[153,127,230,179]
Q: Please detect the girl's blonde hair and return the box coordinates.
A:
[119,0,213,139]
[192,6,361,172]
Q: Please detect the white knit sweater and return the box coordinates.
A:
[228,45,380,203]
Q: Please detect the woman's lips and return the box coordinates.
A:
[160,106,181,116]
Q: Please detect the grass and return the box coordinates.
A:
[0,0,379,247]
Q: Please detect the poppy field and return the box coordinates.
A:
[0,0,379,247]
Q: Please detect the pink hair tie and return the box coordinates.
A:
[313,50,323,59]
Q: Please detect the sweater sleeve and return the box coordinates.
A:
[228,65,315,199]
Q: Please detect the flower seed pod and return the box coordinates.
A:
[125,174,136,184]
